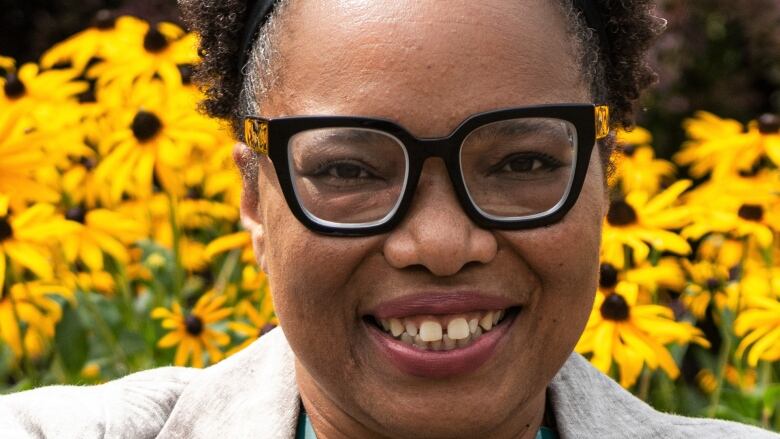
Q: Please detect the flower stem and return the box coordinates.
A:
[638,367,652,402]
[167,193,184,300]
[707,307,733,418]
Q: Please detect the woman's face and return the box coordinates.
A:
[241,0,607,437]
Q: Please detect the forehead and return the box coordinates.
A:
[264,0,587,137]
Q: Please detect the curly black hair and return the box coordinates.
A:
[179,0,664,150]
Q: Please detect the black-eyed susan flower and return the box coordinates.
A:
[0,281,73,361]
[601,181,694,268]
[95,82,220,202]
[576,281,710,387]
[613,127,676,195]
[227,285,277,356]
[0,63,88,118]
[680,259,731,319]
[0,107,59,206]
[60,207,147,272]
[88,21,199,91]
[734,295,780,367]
[40,13,148,72]
[674,112,750,179]
[624,257,686,294]
[151,291,233,368]
[0,196,78,287]
[681,176,780,248]
[205,231,254,264]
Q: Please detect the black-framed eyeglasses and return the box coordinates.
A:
[243,104,609,236]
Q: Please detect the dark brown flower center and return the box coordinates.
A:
[131,111,162,142]
[758,113,779,135]
[0,216,12,242]
[93,10,116,30]
[65,206,87,224]
[184,315,204,336]
[143,27,169,53]
[607,200,638,226]
[78,156,97,171]
[705,277,720,292]
[600,293,630,321]
[4,73,26,99]
[185,186,202,200]
[599,263,619,289]
[737,204,763,222]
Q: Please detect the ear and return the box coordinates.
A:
[233,142,269,274]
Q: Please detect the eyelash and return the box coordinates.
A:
[489,152,564,174]
[311,159,378,180]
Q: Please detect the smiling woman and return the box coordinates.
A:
[0,1,777,439]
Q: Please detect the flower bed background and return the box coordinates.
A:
[0,3,779,431]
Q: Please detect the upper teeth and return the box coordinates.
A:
[377,309,507,350]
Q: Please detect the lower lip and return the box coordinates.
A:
[365,312,517,379]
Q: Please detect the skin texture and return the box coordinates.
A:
[235,1,609,437]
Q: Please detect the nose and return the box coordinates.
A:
[383,159,498,276]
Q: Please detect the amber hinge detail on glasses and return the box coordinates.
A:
[244,118,269,155]
[595,105,609,140]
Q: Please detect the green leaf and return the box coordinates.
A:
[54,304,88,375]
[763,384,780,410]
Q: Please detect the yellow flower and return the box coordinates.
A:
[576,281,710,387]
[601,181,693,268]
[734,295,780,367]
[0,196,79,288]
[683,189,778,249]
[0,281,73,361]
[674,112,749,179]
[227,286,277,356]
[151,291,233,368]
[624,258,686,294]
[612,127,675,195]
[94,82,220,202]
[0,106,59,206]
[0,63,88,120]
[41,14,148,72]
[59,155,105,209]
[680,259,731,319]
[696,365,756,394]
[205,231,255,264]
[0,56,14,72]
[87,21,199,92]
[60,207,147,272]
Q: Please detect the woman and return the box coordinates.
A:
[0,1,777,438]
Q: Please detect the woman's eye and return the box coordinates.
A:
[319,162,374,180]
[495,153,561,174]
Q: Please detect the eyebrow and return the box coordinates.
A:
[467,119,572,144]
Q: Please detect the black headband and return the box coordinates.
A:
[237,0,610,78]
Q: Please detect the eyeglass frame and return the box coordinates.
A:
[242,103,610,236]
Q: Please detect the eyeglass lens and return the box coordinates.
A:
[287,118,577,227]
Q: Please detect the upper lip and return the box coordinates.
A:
[366,292,521,319]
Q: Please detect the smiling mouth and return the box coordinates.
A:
[364,307,520,351]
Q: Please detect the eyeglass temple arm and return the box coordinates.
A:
[595,105,609,140]
[244,118,270,155]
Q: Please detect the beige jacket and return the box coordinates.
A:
[0,328,777,438]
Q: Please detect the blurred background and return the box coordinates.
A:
[0,0,779,430]
[2,0,779,158]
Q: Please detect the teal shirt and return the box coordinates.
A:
[296,410,558,439]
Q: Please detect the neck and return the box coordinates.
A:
[295,360,547,439]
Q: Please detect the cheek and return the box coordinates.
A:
[503,157,605,342]
[256,167,380,364]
